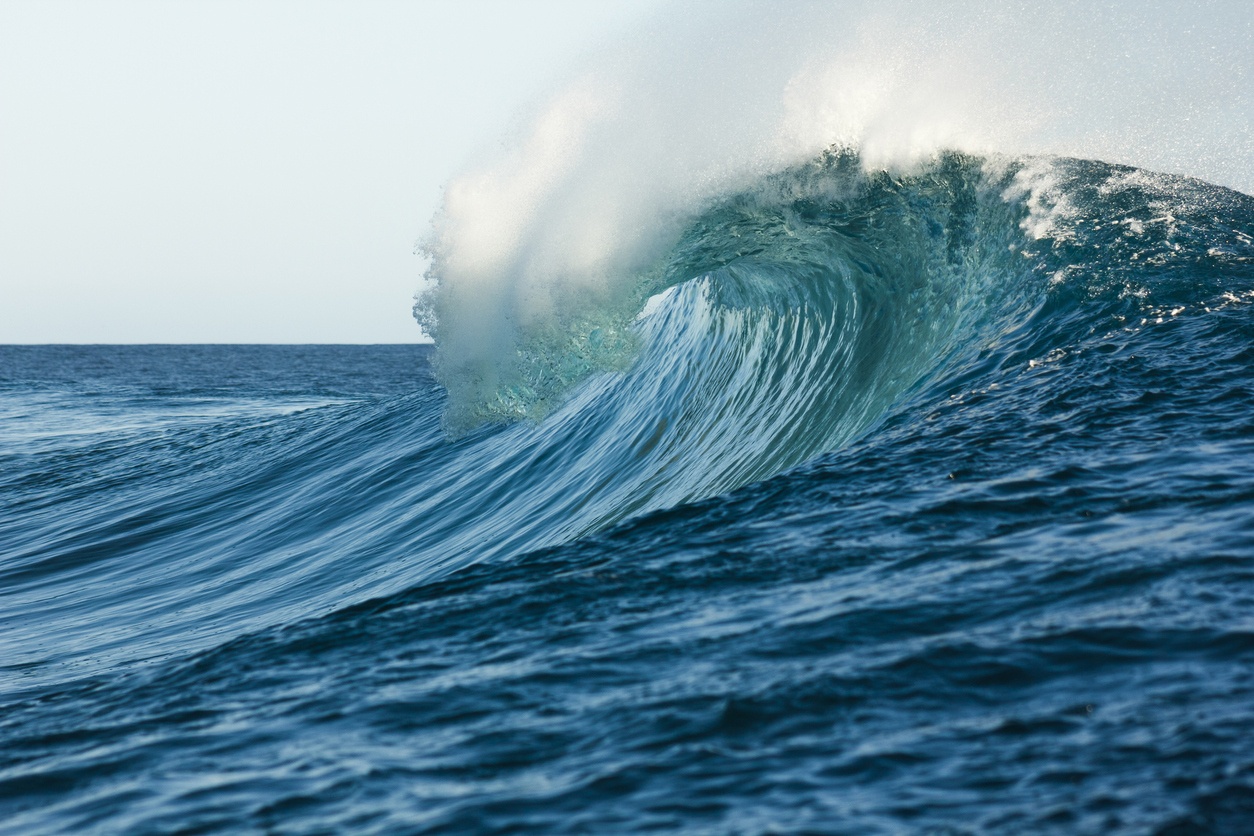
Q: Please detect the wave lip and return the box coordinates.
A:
[421,150,1029,428]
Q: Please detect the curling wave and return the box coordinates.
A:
[420,151,1031,491]
[5,150,1252,695]
[410,146,1254,571]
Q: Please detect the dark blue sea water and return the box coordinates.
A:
[4,154,1254,833]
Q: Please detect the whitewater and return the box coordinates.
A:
[3,1,1254,833]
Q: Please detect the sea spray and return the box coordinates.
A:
[417,0,1251,428]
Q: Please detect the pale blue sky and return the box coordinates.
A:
[0,0,666,343]
[3,1,1249,344]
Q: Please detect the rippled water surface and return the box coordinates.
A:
[4,156,1254,834]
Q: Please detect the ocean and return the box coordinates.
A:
[3,150,1254,833]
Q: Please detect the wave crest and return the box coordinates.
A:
[420,150,1030,438]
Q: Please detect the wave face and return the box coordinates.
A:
[5,152,1254,831]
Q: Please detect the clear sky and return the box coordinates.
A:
[0,0,666,344]
[4,1,1249,345]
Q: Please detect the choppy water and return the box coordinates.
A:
[4,154,1254,833]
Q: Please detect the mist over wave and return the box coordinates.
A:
[416,0,1251,426]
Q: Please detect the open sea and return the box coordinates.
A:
[4,152,1254,833]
